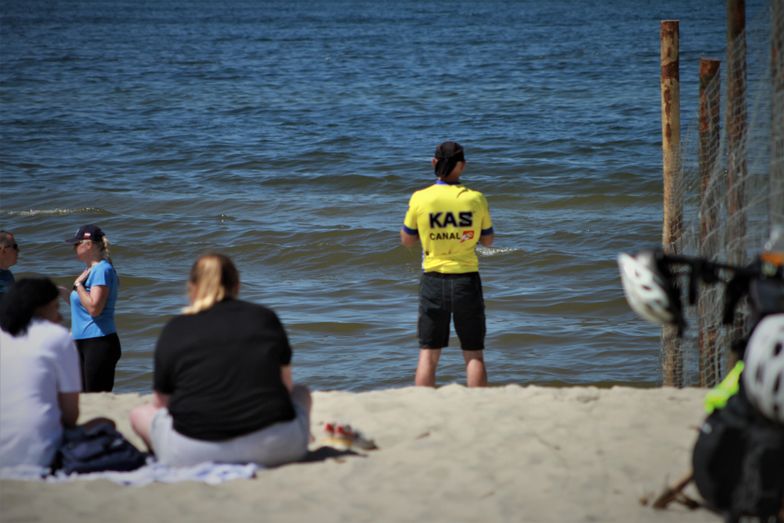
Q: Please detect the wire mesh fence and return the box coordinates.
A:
[660,0,782,387]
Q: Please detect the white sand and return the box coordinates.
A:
[0,385,720,523]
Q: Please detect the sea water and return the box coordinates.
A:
[0,0,773,391]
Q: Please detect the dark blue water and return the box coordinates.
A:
[0,0,774,391]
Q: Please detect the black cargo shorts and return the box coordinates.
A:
[417,271,485,350]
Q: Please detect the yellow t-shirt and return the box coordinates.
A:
[402,182,493,273]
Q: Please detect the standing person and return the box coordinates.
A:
[0,231,19,298]
[66,224,121,392]
[0,278,83,467]
[400,141,495,388]
[129,253,311,467]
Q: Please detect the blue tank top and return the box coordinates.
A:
[70,260,118,340]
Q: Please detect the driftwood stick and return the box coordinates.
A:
[652,470,694,509]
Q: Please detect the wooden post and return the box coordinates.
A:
[698,58,721,386]
[699,59,721,259]
[772,0,784,226]
[726,0,747,266]
[726,0,747,353]
[660,20,682,387]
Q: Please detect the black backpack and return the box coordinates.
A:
[692,389,784,521]
[55,422,147,475]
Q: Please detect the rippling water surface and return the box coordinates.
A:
[0,0,772,392]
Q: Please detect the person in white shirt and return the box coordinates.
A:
[0,278,109,468]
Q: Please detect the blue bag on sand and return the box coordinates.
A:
[56,422,147,475]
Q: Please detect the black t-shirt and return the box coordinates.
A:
[154,298,296,441]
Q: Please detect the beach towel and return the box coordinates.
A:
[0,461,259,486]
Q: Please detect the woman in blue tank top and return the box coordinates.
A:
[66,224,121,392]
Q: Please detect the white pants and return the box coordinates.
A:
[150,396,309,468]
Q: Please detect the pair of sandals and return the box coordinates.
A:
[321,422,377,451]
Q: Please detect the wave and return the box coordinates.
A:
[4,207,113,217]
[477,246,520,257]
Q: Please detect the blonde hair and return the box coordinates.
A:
[98,235,113,266]
[183,253,239,315]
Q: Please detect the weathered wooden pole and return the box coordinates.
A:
[699,59,721,259]
[698,58,721,386]
[726,0,748,354]
[660,20,682,387]
[726,0,747,266]
[772,0,784,226]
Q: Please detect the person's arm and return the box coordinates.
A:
[73,266,110,317]
[281,365,293,393]
[58,392,79,427]
[153,391,170,409]
[153,321,176,406]
[479,232,494,247]
[400,228,419,247]
[479,197,494,247]
[401,196,420,247]
[74,284,109,317]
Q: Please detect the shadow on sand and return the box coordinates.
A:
[300,446,366,463]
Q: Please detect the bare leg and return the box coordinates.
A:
[415,348,441,387]
[463,350,487,387]
[129,403,161,452]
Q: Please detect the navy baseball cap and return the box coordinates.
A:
[65,224,105,244]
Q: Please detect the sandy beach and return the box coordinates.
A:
[0,385,721,523]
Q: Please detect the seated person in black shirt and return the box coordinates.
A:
[130,253,311,467]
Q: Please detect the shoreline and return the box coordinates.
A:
[1,385,720,523]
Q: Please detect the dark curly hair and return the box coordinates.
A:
[0,278,60,336]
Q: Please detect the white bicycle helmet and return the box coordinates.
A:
[742,313,784,424]
[617,250,683,329]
